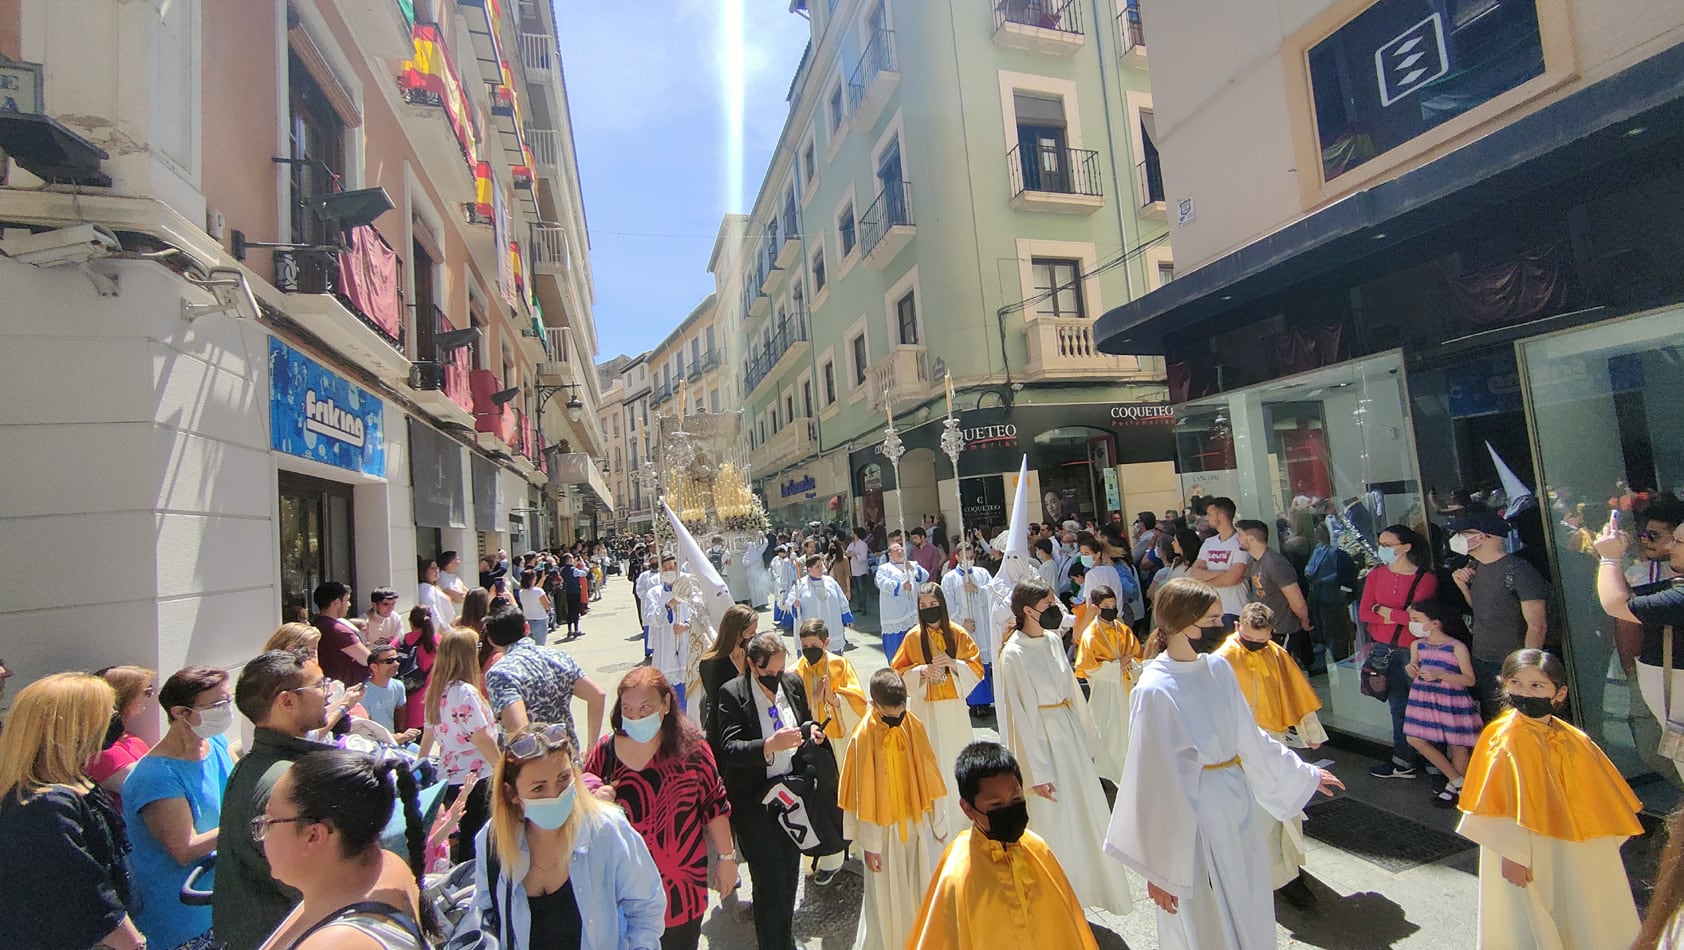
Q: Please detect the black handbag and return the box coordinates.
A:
[1361,569,1425,700]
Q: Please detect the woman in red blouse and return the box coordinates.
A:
[584,667,735,950]
[1360,523,1439,779]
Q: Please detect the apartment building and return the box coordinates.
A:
[1093,0,1684,778]
[595,351,656,533]
[718,0,1182,537]
[0,0,605,689]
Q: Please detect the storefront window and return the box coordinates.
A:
[1174,351,1424,742]
[278,472,355,625]
[1521,306,1684,782]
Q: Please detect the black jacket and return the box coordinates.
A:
[710,670,816,811]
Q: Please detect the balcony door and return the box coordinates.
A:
[1015,93,1069,193]
[876,136,904,219]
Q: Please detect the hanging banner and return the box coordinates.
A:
[269,338,386,476]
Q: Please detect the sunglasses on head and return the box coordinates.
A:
[501,722,571,760]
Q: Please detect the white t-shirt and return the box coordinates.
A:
[1196,531,1252,616]
[845,539,870,576]
[417,582,452,627]
[517,586,549,622]
[436,571,467,624]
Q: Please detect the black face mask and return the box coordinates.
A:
[102,711,125,750]
[1509,694,1557,719]
[1240,637,1271,653]
[918,606,943,626]
[801,647,826,665]
[978,800,1031,844]
[880,712,906,728]
[1190,624,1227,655]
[757,672,783,694]
[1098,606,1120,623]
[1038,605,1063,630]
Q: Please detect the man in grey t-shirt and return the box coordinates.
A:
[1237,520,1314,665]
[1449,511,1548,719]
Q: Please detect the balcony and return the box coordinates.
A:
[775,197,802,270]
[859,180,914,268]
[868,344,929,414]
[471,368,518,448]
[1118,1,1146,66]
[537,326,578,386]
[519,31,558,89]
[529,221,571,275]
[752,418,817,473]
[649,379,674,407]
[408,306,475,426]
[1022,317,1156,382]
[744,317,812,396]
[747,282,771,318]
[1007,143,1104,214]
[396,23,478,209]
[337,0,415,60]
[993,0,1086,55]
[527,125,561,180]
[270,225,412,385]
[847,29,899,131]
[1135,156,1165,218]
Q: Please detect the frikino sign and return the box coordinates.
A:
[269,338,386,476]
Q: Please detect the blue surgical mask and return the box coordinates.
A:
[622,710,663,743]
[524,783,577,830]
[1377,547,1400,565]
[1079,554,1096,568]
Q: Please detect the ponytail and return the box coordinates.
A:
[384,758,441,939]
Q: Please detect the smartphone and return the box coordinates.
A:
[1610,509,1622,532]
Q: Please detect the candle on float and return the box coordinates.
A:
[944,373,954,417]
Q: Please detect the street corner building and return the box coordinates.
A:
[0,0,612,693]
[1090,0,1684,800]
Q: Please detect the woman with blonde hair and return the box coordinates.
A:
[264,622,321,661]
[471,722,665,949]
[89,664,158,802]
[0,672,145,949]
[417,627,499,864]
[1107,577,1342,950]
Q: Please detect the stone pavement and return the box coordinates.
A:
[554,570,1529,949]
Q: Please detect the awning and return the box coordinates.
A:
[547,451,615,512]
[1094,40,1684,356]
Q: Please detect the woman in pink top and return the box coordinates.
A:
[88,665,157,807]
[1359,524,1439,779]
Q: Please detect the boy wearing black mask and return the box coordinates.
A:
[794,619,868,764]
[906,741,1099,949]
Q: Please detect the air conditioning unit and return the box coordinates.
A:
[411,360,446,391]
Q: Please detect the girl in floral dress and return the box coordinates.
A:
[417,627,499,863]
[1402,599,1483,806]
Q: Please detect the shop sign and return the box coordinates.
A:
[0,55,44,114]
[960,423,1018,452]
[781,474,818,499]
[960,476,1006,530]
[269,338,385,476]
[851,401,1175,480]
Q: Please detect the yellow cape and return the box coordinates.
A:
[1214,635,1322,733]
[837,711,947,839]
[905,828,1098,950]
[1073,617,1143,682]
[1458,709,1642,842]
[795,651,868,741]
[890,623,985,703]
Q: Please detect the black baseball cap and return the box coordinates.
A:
[1446,511,1511,537]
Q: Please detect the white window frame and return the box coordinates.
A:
[998,71,1086,152]
[844,313,871,401]
[1145,244,1175,290]
[797,369,815,418]
[881,265,925,347]
[869,110,909,212]
[810,244,831,311]
[818,347,840,419]
[1013,238,1101,321]
[826,73,849,158]
[833,184,860,280]
[801,127,821,207]
[1124,89,1155,183]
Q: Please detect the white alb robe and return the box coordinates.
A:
[875,560,927,633]
[771,555,799,606]
[642,582,695,711]
[996,630,1134,914]
[899,633,983,833]
[1261,716,1325,888]
[789,573,852,648]
[1104,653,1322,950]
[942,565,1000,661]
[1457,813,1639,950]
[743,538,772,608]
[1083,653,1136,786]
[853,811,949,950]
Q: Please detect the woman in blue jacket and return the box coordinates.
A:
[472,722,666,949]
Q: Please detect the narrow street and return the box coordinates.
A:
[561,573,1494,949]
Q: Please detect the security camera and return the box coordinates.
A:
[0,224,120,267]
[181,266,261,321]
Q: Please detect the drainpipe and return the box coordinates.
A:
[1091,0,1139,304]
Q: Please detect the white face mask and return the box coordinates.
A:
[190,702,234,739]
[1408,621,1430,637]
[1449,534,1473,556]
[661,570,678,585]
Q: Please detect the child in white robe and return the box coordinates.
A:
[1105,577,1342,950]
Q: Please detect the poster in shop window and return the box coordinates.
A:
[269,338,386,477]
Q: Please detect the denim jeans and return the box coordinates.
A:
[1372,641,1416,765]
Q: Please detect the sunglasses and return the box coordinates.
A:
[371,657,400,665]
[1639,530,1673,542]
[501,722,571,760]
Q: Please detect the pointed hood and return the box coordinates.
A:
[662,502,735,627]
[1486,441,1536,515]
[997,455,1033,585]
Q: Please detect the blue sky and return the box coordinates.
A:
[556,1,812,361]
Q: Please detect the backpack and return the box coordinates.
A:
[394,635,430,695]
